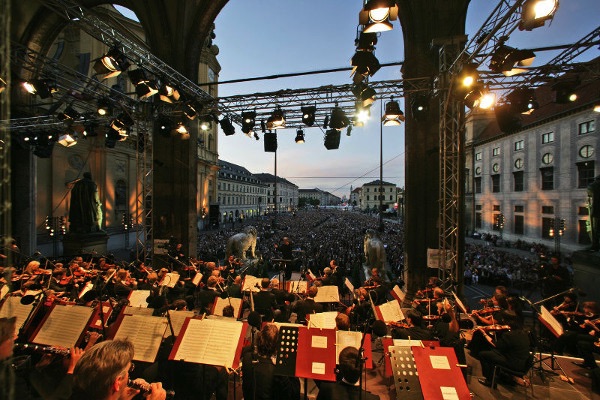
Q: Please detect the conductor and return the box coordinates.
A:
[274,237,294,280]
[69,172,103,233]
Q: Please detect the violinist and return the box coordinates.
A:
[292,285,323,325]
[270,278,293,322]
[49,264,70,294]
[113,269,136,300]
[391,310,433,341]
[131,260,151,284]
[551,292,579,329]
[471,293,508,327]
[196,276,221,315]
[553,301,600,358]
[364,267,382,288]
[347,287,372,328]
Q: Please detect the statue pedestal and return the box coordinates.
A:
[63,231,109,256]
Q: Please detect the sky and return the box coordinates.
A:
[117,1,600,199]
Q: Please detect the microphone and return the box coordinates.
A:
[371,320,388,338]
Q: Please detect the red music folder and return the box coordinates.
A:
[412,346,471,400]
[295,326,337,381]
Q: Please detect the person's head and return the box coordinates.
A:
[323,267,332,276]
[207,276,218,288]
[371,268,379,277]
[433,288,445,299]
[83,172,92,180]
[583,301,600,316]
[0,317,16,361]
[405,310,422,326]
[222,305,235,318]
[493,293,508,309]
[502,310,523,330]
[335,313,350,330]
[72,339,134,400]
[116,269,128,281]
[257,323,279,357]
[171,299,187,310]
[427,276,441,287]
[330,260,337,268]
[147,272,158,284]
[494,286,508,296]
[261,277,270,289]
[234,276,242,285]
[282,237,290,245]
[307,286,318,298]
[337,347,361,384]
[270,278,280,289]
[24,260,40,273]
[563,292,577,304]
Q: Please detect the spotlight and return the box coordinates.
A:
[552,79,579,104]
[382,97,405,126]
[324,129,341,150]
[489,45,535,76]
[354,101,372,126]
[157,115,175,137]
[506,88,537,114]
[128,69,158,99]
[33,138,55,158]
[105,127,121,148]
[58,131,78,147]
[351,51,381,83]
[199,115,213,131]
[478,91,496,110]
[97,98,112,116]
[457,63,479,90]
[295,128,305,144]
[174,120,188,135]
[93,48,130,79]
[57,106,80,121]
[301,105,316,126]
[110,112,134,134]
[83,121,98,137]
[0,77,6,93]
[22,78,58,99]
[346,125,353,137]
[464,83,485,109]
[411,94,429,120]
[359,0,398,33]
[159,82,181,103]
[219,116,236,136]
[352,82,376,107]
[183,102,202,120]
[329,104,350,130]
[495,103,522,133]
[266,107,285,130]
[519,0,558,31]
[241,111,257,133]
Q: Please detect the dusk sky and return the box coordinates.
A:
[118,1,600,199]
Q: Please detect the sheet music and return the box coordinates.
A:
[344,278,354,294]
[336,331,362,363]
[430,355,451,369]
[32,305,94,348]
[451,291,467,314]
[213,297,242,318]
[1,285,10,300]
[307,269,316,280]
[307,311,338,329]
[377,300,405,323]
[242,275,262,292]
[124,306,154,316]
[287,281,308,294]
[192,273,203,286]
[160,272,180,288]
[391,285,405,303]
[113,315,168,363]
[540,305,564,337]
[78,282,94,299]
[171,318,244,368]
[313,286,340,303]
[167,310,195,336]
[0,296,34,329]
[128,290,150,308]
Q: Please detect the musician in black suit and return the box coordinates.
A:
[253,278,279,322]
[292,286,323,324]
[316,346,380,400]
[196,276,220,314]
[391,310,433,341]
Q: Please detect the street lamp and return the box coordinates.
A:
[495,213,505,239]
[548,217,565,254]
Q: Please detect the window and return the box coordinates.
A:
[491,175,500,193]
[579,145,594,158]
[493,205,500,211]
[474,177,482,194]
[515,205,524,213]
[513,171,524,191]
[541,167,554,190]
[578,207,589,216]
[475,166,482,176]
[541,206,554,214]
[492,163,500,173]
[542,153,553,165]
[514,140,524,151]
[366,195,370,201]
[514,215,524,235]
[514,158,523,169]
[542,132,554,144]
[492,147,500,157]
[475,152,482,161]
[577,161,595,188]
[475,205,482,211]
[579,120,595,135]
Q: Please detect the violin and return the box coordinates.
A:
[470,306,500,317]
[389,321,411,329]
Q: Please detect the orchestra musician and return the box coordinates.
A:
[196,276,221,315]
[554,301,600,358]
[253,278,280,322]
[292,286,323,325]
[269,278,293,322]
[471,293,509,326]
[363,267,382,288]
[391,310,433,341]
[113,269,137,300]
[72,339,166,400]
[551,292,579,329]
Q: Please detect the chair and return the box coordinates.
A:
[491,352,535,398]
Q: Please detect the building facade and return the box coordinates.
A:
[253,173,299,214]
[298,188,341,207]
[359,180,397,212]
[217,160,268,224]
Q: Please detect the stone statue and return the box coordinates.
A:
[588,175,600,251]
[69,172,102,234]
[226,225,258,260]
[364,228,387,271]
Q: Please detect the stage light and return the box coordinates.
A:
[22,78,58,99]
[329,104,350,130]
[464,83,485,109]
[175,121,188,135]
[58,131,78,147]
[457,63,479,90]
[295,128,305,144]
[93,48,130,79]
[351,51,381,83]
[359,0,398,33]
[82,121,98,137]
[0,77,6,93]
[241,111,256,133]
[352,82,376,107]
[266,107,285,130]
[354,101,372,126]
[110,112,134,135]
[159,82,181,103]
[96,98,112,116]
[57,106,80,121]
[411,94,429,120]
[301,105,316,126]
[355,30,378,51]
[183,102,202,120]
[128,69,158,99]
[489,45,535,76]
[507,88,538,114]
[324,128,341,150]
[552,79,579,104]
[157,115,175,137]
[105,127,120,148]
[219,116,236,136]
[382,97,405,126]
[594,102,600,113]
[479,91,496,110]
[199,115,213,131]
[520,0,558,31]
[346,125,353,137]
[495,103,522,133]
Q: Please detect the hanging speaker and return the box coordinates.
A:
[495,103,522,133]
[264,132,277,152]
[324,129,341,150]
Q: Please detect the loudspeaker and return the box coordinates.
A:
[209,204,220,227]
[264,132,277,152]
[324,129,341,150]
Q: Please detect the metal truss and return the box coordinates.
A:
[134,118,152,262]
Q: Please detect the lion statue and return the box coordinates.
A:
[364,229,387,271]
[226,225,258,260]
